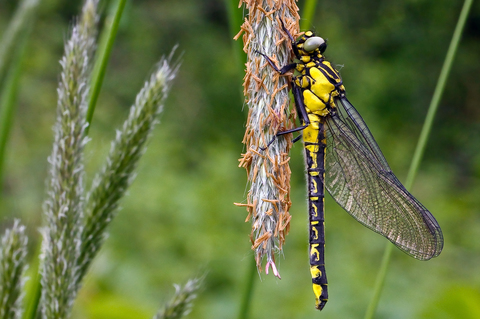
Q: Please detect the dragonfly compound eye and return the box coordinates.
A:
[303,36,326,52]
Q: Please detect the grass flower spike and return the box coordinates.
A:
[41,0,98,317]
[235,1,300,276]
[153,277,203,319]
[2,0,192,318]
[0,220,28,319]
[79,51,179,284]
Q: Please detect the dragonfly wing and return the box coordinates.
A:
[324,96,443,260]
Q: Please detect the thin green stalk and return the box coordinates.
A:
[85,0,127,133]
[404,0,473,188]
[225,0,246,74]
[0,39,26,186]
[228,2,255,317]
[0,0,39,204]
[226,0,247,103]
[237,258,256,319]
[0,0,39,86]
[364,244,393,319]
[301,0,317,30]
[21,252,41,319]
[364,0,473,318]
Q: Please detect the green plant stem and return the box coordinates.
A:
[0,0,39,201]
[404,0,473,188]
[364,0,473,318]
[301,0,317,30]
[226,0,247,104]
[85,0,127,133]
[22,249,42,319]
[225,0,246,70]
[0,0,39,86]
[237,258,256,319]
[229,2,255,317]
[363,244,393,319]
[0,42,25,186]
[1,2,39,317]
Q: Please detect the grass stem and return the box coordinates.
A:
[237,258,256,319]
[85,0,127,133]
[364,0,473,317]
[301,0,317,30]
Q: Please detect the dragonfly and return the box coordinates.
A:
[257,21,444,310]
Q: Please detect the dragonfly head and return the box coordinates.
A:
[300,31,327,55]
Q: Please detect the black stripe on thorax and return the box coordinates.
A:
[318,60,340,80]
[304,141,326,147]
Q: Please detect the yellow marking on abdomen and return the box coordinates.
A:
[310,244,320,261]
[311,221,319,240]
[310,266,323,308]
[310,265,322,278]
[311,178,318,193]
[311,202,318,217]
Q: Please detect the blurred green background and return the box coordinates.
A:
[1,0,480,318]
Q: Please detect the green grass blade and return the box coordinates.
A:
[237,259,256,319]
[0,41,26,187]
[0,0,40,86]
[364,244,393,319]
[85,0,127,133]
[21,251,41,319]
[225,0,246,74]
[364,0,474,318]
[227,1,254,318]
[404,0,473,189]
[301,0,318,30]
[0,0,39,201]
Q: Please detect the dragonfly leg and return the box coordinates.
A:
[255,50,296,74]
[292,133,303,143]
[278,19,301,59]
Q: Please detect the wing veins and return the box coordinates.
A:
[323,100,443,260]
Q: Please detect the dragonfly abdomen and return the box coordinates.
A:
[304,120,328,310]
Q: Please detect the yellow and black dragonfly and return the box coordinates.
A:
[257,22,444,310]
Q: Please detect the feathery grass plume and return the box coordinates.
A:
[235,1,300,277]
[0,0,40,85]
[77,51,179,286]
[0,220,28,319]
[41,1,98,318]
[153,277,203,319]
